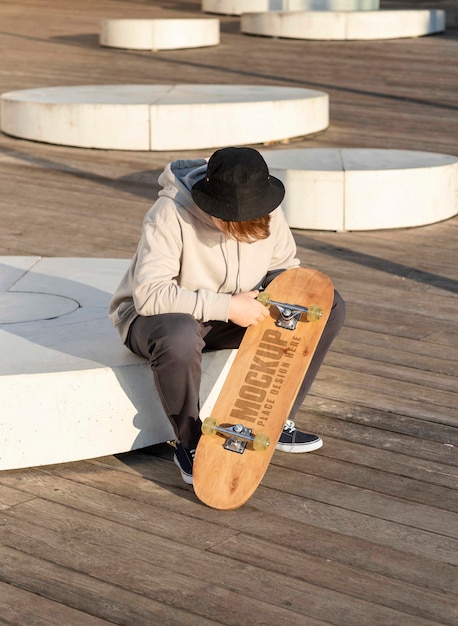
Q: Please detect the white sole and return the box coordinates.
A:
[275,438,323,454]
[173,455,194,485]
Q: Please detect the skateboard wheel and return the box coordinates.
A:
[306,304,322,322]
[256,292,271,307]
[253,433,270,452]
[202,417,218,436]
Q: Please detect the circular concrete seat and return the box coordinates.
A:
[242,10,446,40]
[0,256,235,470]
[0,85,329,151]
[203,0,379,15]
[261,148,458,231]
[100,18,220,50]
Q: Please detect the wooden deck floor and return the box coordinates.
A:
[0,1,457,624]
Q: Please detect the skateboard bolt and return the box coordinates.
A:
[233,424,244,433]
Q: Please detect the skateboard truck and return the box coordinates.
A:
[201,418,270,454]
[257,292,322,331]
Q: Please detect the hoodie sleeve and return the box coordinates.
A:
[132,199,231,322]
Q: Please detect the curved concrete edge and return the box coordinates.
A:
[202,0,379,15]
[99,18,220,51]
[149,87,329,151]
[261,148,458,231]
[0,88,152,150]
[241,10,446,40]
[0,85,329,151]
[0,256,235,470]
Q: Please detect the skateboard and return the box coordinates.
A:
[193,268,334,510]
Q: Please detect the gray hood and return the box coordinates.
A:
[158,158,213,226]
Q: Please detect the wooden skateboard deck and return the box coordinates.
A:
[193,268,334,510]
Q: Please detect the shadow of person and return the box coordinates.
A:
[0,256,174,470]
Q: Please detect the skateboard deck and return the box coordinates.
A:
[193,268,334,510]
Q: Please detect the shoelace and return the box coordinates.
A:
[283,419,296,434]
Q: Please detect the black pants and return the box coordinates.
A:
[126,291,345,449]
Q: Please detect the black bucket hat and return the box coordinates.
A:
[191,147,285,222]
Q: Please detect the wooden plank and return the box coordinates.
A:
[313,435,458,490]
[340,306,457,342]
[0,546,218,626]
[209,534,458,626]
[298,398,457,454]
[334,327,458,368]
[424,329,458,350]
[327,349,457,394]
[0,465,237,551]
[308,366,458,427]
[261,464,458,538]
[0,503,340,626]
[0,580,113,626]
[0,500,451,626]
[293,232,458,297]
[67,455,458,592]
[300,411,458,466]
[2,455,456,597]
[271,449,458,512]
[250,485,458,565]
[0,483,37,509]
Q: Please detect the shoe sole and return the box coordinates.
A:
[275,438,323,454]
[173,454,194,485]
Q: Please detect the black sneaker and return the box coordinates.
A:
[275,420,323,453]
[173,443,195,485]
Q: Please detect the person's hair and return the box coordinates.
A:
[217,215,271,243]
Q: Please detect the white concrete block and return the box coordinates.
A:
[342,149,458,230]
[0,85,329,151]
[241,9,446,40]
[202,0,379,15]
[0,257,235,470]
[0,85,152,150]
[100,18,220,51]
[243,10,345,39]
[261,148,458,231]
[262,149,345,230]
[345,10,446,39]
[148,85,329,151]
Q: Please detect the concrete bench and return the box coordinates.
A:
[0,256,235,470]
[241,9,446,40]
[202,0,379,15]
[261,148,458,231]
[0,85,329,151]
[99,18,220,51]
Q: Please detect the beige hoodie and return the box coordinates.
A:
[109,158,300,343]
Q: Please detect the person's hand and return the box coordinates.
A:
[228,291,270,327]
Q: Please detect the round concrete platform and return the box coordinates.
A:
[241,10,446,40]
[0,256,234,470]
[100,18,220,51]
[0,85,329,151]
[261,148,458,231]
[202,0,379,15]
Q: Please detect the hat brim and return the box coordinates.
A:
[191,174,285,222]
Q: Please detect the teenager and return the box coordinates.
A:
[109,147,345,484]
